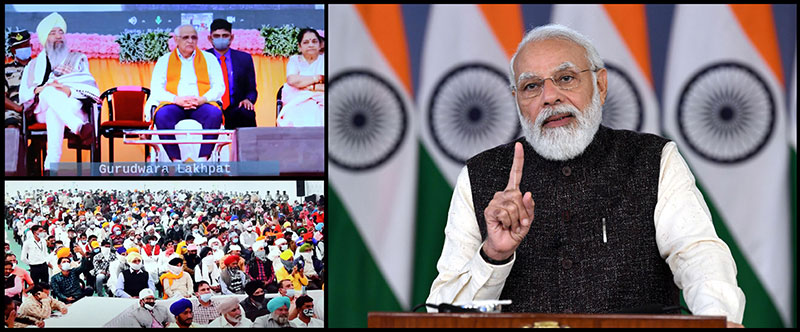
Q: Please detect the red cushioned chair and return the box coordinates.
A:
[22,98,98,176]
[98,86,151,162]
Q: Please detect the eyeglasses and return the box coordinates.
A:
[515,68,600,99]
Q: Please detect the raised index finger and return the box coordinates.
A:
[506,142,524,190]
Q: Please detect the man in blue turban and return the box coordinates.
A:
[252,296,294,327]
[169,298,195,328]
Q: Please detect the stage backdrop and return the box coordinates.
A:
[328,4,796,328]
[4,4,324,163]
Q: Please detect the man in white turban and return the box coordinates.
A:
[19,12,100,173]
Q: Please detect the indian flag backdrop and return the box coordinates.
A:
[663,4,791,328]
[552,4,659,134]
[413,4,523,307]
[328,4,418,328]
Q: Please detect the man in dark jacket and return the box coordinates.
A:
[205,18,258,130]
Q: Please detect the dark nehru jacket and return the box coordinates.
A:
[121,268,150,297]
[466,125,679,314]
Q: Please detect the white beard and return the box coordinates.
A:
[517,80,603,161]
[46,40,69,68]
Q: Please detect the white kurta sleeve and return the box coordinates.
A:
[426,166,515,311]
[654,142,746,324]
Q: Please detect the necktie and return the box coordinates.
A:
[220,54,230,110]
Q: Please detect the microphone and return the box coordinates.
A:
[411,303,480,313]
[615,304,691,315]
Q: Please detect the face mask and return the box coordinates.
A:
[60,263,71,271]
[130,262,142,270]
[93,248,100,254]
[199,292,213,302]
[81,240,87,244]
[14,47,31,61]
[252,294,265,303]
[202,255,215,266]
[169,265,182,275]
[143,302,155,311]
[254,250,266,260]
[302,308,314,317]
[286,289,295,298]
[150,241,157,246]
[101,247,111,256]
[280,244,288,252]
[281,259,294,271]
[232,238,239,244]
[114,230,121,235]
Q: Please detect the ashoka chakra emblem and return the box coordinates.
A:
[329,70,408,171]
[427,63,520,164]
[602,63,643,132]
[677,62,775,163]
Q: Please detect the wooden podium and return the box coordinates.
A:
[367,312,727,328]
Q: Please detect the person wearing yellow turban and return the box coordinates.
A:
[19,12,99,173]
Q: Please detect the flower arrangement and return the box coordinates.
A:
[115,29,171,63]
[261,24,300,57]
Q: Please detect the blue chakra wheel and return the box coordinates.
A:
[328,70,408,171]
[677,62,775,164]
[427,63,520,164]
[601,63,644,132]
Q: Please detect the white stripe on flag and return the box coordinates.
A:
[551,4,660,134]
[417,4,519,186]
[663,4,790,325]
[328,4,418,309]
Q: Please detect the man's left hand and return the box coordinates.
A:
[239,99,254,111]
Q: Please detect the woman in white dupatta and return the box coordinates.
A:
[276,28,325,127]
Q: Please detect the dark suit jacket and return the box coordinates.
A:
[205,48,258,110]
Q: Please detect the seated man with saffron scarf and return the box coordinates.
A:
[147,24,224,162]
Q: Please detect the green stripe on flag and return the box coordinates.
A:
[329,187,402,328]
[412,143,455,308]
[694,180,785,328]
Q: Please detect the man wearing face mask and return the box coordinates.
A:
[190,280,221,325]
[160,255,194,299]
[121,288,170,328]
[49,248,93,304]
[114,251,156,299]
[239,280,269,322]
[5,29,31,129]
[219,254,249,295]
[246,241,277,293]
[21,225,51,286]
[91,241,113,296]
[291,295,323,327]
[275,250,308,293]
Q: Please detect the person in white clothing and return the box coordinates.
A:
[146,24,225,162]
[426,24,745,328]
[290,295,323,328]
[20,225,51,286]
[207,297,251,328]
[18,12,100,172]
